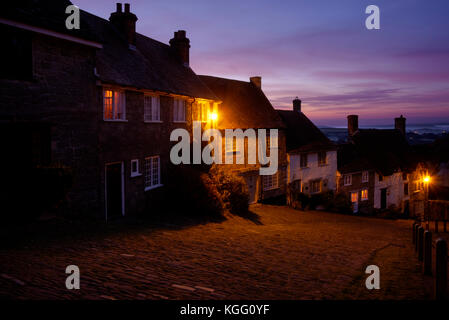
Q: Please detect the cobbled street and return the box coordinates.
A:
[0,205,432,299]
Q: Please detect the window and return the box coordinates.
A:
[199,101,210,122]
[343,174,352,186]
[144,95,160,122]
[130,159,140,177]
[351,192,358,203]
[300,153,308,168]
[173,99,186,122]
[225,136,242,154]
[361,189,368,201]
[310,180,321,194]
[404,183,409,195]
[144,156,161,190]
[378,174,383,182]
[318,151,327,166]
[0,24,32,80]
[263,173,279,191]
[402,173,407,181]
[103,89,126,120]
[362,171,369,183]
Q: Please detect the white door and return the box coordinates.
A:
[246,175,259,204]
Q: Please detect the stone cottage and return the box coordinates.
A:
[337,115,414,214]
[199,75,288,204]
[0,1,220,220]
[277,98,338,202]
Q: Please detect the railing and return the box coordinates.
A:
[412,222,448,300]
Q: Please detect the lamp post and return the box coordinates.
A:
[423,175,431,230]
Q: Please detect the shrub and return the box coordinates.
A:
[162,164,223,217]
[209,166,249,214]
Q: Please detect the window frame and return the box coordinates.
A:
[263,173,279,191]
[144,94,161,123]
[361,188,369,201]
[310,179,322,194]
[173,98,186,123]
[144,155,162,191]
[362,171,369,183]
[318,151,327,167]
[130,159,141,177]
[103,88,127,121]
[300,153,308,168]
[343,174,352,186]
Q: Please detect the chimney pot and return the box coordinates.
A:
[347,115,359,136]
[250,76,262,89]
[170,30,190,67]
[109,3,138,46]
[395,115,406,135]
[293,97,301,113]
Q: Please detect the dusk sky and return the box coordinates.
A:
[73,0,449,127]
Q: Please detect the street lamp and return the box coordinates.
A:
[423,175,431,230]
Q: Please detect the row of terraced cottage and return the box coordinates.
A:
[1,1,421,220]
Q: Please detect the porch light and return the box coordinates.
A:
[209,112,218,121]
[423,176,431,183]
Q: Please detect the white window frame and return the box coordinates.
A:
[362,171,369,183]
[103,89,127,121]
[310,179,322,194]
[144,95,161,123]
[263,173,279,191]
[343,174,352,186]
[361,188,369,201]
[144,155,162,191]
[130,159,141,177]
[318,151,327,166]
[173,98,186,122]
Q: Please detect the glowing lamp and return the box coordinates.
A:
[209,112,218,121]
[423,176,430,183]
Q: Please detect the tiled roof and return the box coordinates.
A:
[199,75,285,129]
[2,1,218,100]
[277,110,335,153]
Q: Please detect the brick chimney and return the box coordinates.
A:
[170,30,190,67]
[347,115,359,136]
[293,97,301,113]
[395,115,406,135]
[250,76,262,89]
[109,3,138,46]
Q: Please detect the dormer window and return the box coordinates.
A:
[103,89,126,121]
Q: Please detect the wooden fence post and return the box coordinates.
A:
[418,226,424,262]
[412,223,417,244]
[423,230,432,275]
[415,224,420,253]
[434,238,447,300]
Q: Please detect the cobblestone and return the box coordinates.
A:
[0,205,432,299]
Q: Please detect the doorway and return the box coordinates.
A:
[380,188,387,210]
[105,162,124,220]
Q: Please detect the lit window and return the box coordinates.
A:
[173,99,186,122]
[144,156,161,190]
[144,95,160,122]
[318,151,327,166]
[103,89,126,121]
[300,154,308,168]
[200,102,210,122]
[344,174,352,186]
[362,171,369,183]
[351,192,358,203]
[361,189,368,201]
[130,159,140,177]
[263,173,279,191]
[310,180,321,193]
